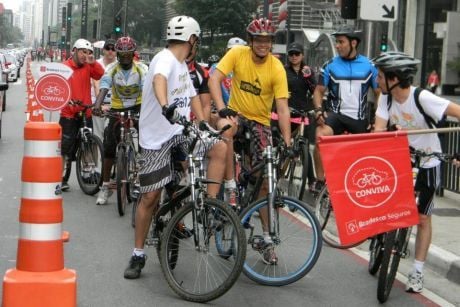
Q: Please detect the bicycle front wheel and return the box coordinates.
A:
[75,134,103,195]
[368,234,385,275]
[240,196,322,286]
[159,198,246,303]
[116,147,129,216]
[377,228,408,303]
[288,141,309,201]
[314,185,365,249]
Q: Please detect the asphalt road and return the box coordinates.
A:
[0,64,459,307]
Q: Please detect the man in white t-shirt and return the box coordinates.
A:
[373,52,460,294]
[91,39,117,140]
[123,16,227,280]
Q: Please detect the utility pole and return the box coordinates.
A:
[66,3,72,56]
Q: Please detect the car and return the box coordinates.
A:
[3,53,19,82]
[0,53,10,112]
[0,79,9,139]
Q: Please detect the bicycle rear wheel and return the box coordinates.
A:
[159,198,246,303]
[368,234,385,275]
[75,134,103,195]
[314,185,365,249]
[240,196,322,286]
[377,228,408,303]
[288,141,309,201]
[116,147,129,216]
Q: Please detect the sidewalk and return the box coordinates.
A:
[413,190,460,285]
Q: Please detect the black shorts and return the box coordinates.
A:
[324,112,368,135]
[59,116,93,158]
[414,165,440,216]
[103,106,140,159]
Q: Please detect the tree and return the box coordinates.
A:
[173,0,259,60]
[0,15,24,47]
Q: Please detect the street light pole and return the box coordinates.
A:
[123,0,128,35]
[97,0,103,40]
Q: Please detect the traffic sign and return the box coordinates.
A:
[34,74,72,111]
[360,0,398,21]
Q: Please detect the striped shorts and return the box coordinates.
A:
[415,164,441,216]
[138,133,219,193]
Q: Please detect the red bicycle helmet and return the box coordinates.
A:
[115,36,137,52]
[246,18,276,37]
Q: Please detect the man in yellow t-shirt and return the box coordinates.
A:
[209,18,291,265]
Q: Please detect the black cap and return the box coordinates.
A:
[103,39,116,49]
[288,42,303,53]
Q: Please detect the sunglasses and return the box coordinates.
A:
[288,52,301,56]
[118,52,134,58]
[104,46,115,51]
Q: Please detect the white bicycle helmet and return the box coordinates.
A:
[73,38,93,52]
[167,16,201,42]
[227,37,247,49]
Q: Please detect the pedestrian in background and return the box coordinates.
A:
[426,69,440,93]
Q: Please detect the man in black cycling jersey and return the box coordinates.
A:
[312,25,379,192]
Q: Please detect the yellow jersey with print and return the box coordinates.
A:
[101,62,148,110]
[216,46,288,126]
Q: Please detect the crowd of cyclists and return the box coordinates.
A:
[47,13,460,299]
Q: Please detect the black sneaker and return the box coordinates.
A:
[124,254,146,279]
[61,181,70,192]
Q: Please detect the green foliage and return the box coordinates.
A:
[447,57,460,74]
[173,0,259,60]
[0,15,24,47]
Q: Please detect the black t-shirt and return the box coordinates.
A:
[285,64,316,113]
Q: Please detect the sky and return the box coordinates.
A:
[1,0,23,13]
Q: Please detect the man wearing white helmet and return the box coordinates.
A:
[60,38,104,191]
[124,16,227,279]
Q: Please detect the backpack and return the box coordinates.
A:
[387,87,447,141]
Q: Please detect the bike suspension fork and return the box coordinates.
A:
[265,146,276,236]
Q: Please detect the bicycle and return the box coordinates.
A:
[376,149,456,303]
[62,102,104,195]
[105,110,140,216]
[233,135,322,286]
[134,116,246,303]
[274,108,315,202]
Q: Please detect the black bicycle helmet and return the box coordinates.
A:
[331,25,362,43]
[372,51,420,81]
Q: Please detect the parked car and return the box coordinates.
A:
[0,52,10,112]
[3,53,19,82]
[0,80,9,139]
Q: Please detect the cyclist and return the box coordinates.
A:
[91,39,117,141]
[312,25,379,192]
[372,51,460,293]
[209,18,291,264]
[186,40,212,121]
[93,36,148,206]
[123,16,227,279]
[60,38,105,191]
[272,42,316,190]
[206,54,220,72]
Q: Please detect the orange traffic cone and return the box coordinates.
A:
[2,122,77,307]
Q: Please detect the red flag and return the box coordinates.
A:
[318,132,419,245]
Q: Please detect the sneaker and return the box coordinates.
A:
[406,271,424,293]
[61,181,70,192]
[123,254,147,279]
[96,185,113,205]
[262,244,278,265]
[224,188,238,208]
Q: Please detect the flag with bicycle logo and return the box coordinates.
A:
[318,131,419,245]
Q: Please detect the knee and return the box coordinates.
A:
[209,141,227,160]
[418,214,431,227]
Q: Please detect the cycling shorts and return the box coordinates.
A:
[414,164,440,216]
[59,116,93,158]
[324,112,368,135]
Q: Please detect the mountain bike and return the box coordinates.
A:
[105,110,140,216]
[62,102,103,195]
[376,149,456,303]
[136,116,246,303]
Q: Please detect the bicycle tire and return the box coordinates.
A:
[377,228,408,303]
[159,198,246,303]
[116,147,129,216]
[215,211,236,259]
[288,140,309,202]
[368,234,385,275]
[314,185,365,249]
[75,134,103,195]
[240,196,322,286]
[62,158,72,183]
[126,146,137,203]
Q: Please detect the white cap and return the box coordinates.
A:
[167,16,201,42]
[227,37,247,49]
[73,38,93,52]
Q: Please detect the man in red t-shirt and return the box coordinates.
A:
[60,38,104,191]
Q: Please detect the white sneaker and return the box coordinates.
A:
[96,185,112,205]
[224,188,238,208]
[406,271,423,293]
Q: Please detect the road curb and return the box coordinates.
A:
[408,235,460,285]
